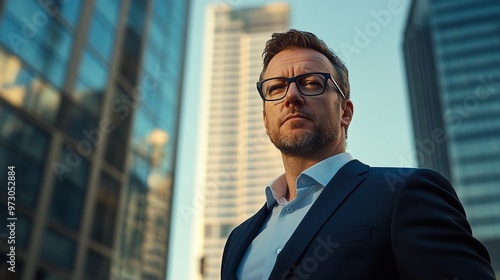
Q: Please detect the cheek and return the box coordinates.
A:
[264,108,278,124]
[265,116,277,131]
[263,110,272,132]
[320,105,341,125]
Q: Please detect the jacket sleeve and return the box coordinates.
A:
[391,168,496,279]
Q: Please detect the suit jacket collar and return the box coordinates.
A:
[224,203,270,278]
[269,159,369,279]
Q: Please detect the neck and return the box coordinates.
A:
[281,143,345,200]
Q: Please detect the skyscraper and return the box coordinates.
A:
[403,0,500,274]
[199,3,289,279]
[0,0,189,279]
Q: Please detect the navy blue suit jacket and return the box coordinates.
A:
[221,160,496,279]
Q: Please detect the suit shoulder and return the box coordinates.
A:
[367,166,448,181]
[360,166,455,195]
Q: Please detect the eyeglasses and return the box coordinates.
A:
[256,72,346,101]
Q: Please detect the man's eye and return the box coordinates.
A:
[302,80,322,88]
[306,81,320,85]
[268,84,286,94]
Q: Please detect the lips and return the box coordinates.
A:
[282,113,310,124]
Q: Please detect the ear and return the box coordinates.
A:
[341,100,354,128]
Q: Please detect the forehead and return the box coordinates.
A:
[264,48,335,79]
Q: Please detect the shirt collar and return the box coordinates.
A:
[265,152,354,209]
[302,152,353,187]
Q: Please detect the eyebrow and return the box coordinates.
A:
[265,68,330,79]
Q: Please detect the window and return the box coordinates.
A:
[57,0,83,28]
[220,224,234,238]
[95,0,121,28]
[40,229,76,269]
[0,210,31,249]
[0,49,62,123]
[105,85,133,171]
[119,175,148,260]
[87,9,116,61]
[49,146,89,229]
[0,103,48,207]
[35,269,66,280]
[74,48,108,114]
[0,2,74,89]
[62,100,98,145]
[85,249,110,280]
[91,172,120,247]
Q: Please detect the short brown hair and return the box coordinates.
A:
[260,29,350,99]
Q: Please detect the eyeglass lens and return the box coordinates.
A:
[262,73,327,100]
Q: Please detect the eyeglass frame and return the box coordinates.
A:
[256,72,347,101]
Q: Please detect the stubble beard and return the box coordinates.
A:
[268,119,339,157]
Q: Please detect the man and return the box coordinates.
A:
[221,29,496,280]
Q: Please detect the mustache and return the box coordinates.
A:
[280,109,313,125]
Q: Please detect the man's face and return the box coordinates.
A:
[262,48,352,157]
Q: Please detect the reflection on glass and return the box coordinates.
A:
[40,229,76,269]
[132,107,154,157]
[57,0,83,28]
[0,3,74,88]
[39,17,74,63]
[4,0,74,61]
[35,269,66,280]
[142,171,171,279]
[119,174,148,279]
[0,49,61,123]
[119,27,142,84]
[88,10,116,61]
[127,0,147,34]
[74,48,108,114]
[119,126,172,279]
[87,0,122,63]
[119,0,146,84]
[0,103,48,207]
[95,0,121,28]
[130,151,150,185]
[0,255,24,278]
[5,0,42,20]
[105,85,133,171]
[0,0,189,279]
[49,146,89,230]
[20,123,48,161]
[0,208,31,249]
[147,128,169,167]
[16,215,32,249]
[1,147,44,207]
[65,100,98,144]
[148,18,164,51]
[91,172,119,247]
[85,249,110,279]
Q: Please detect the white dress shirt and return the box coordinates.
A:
[236,152,354,280]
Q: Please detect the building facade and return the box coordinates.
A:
[0,0,189,279]
[403,0,500,274]
[199,3,289,279]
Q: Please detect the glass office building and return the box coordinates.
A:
[0,0,189,279]
[403,0,500,274]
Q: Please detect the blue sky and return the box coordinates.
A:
[169,0,413,278]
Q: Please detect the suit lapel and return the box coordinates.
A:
[225,203,270,277]
[269,160,370,278]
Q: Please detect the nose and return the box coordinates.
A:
[284,82,304,106]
